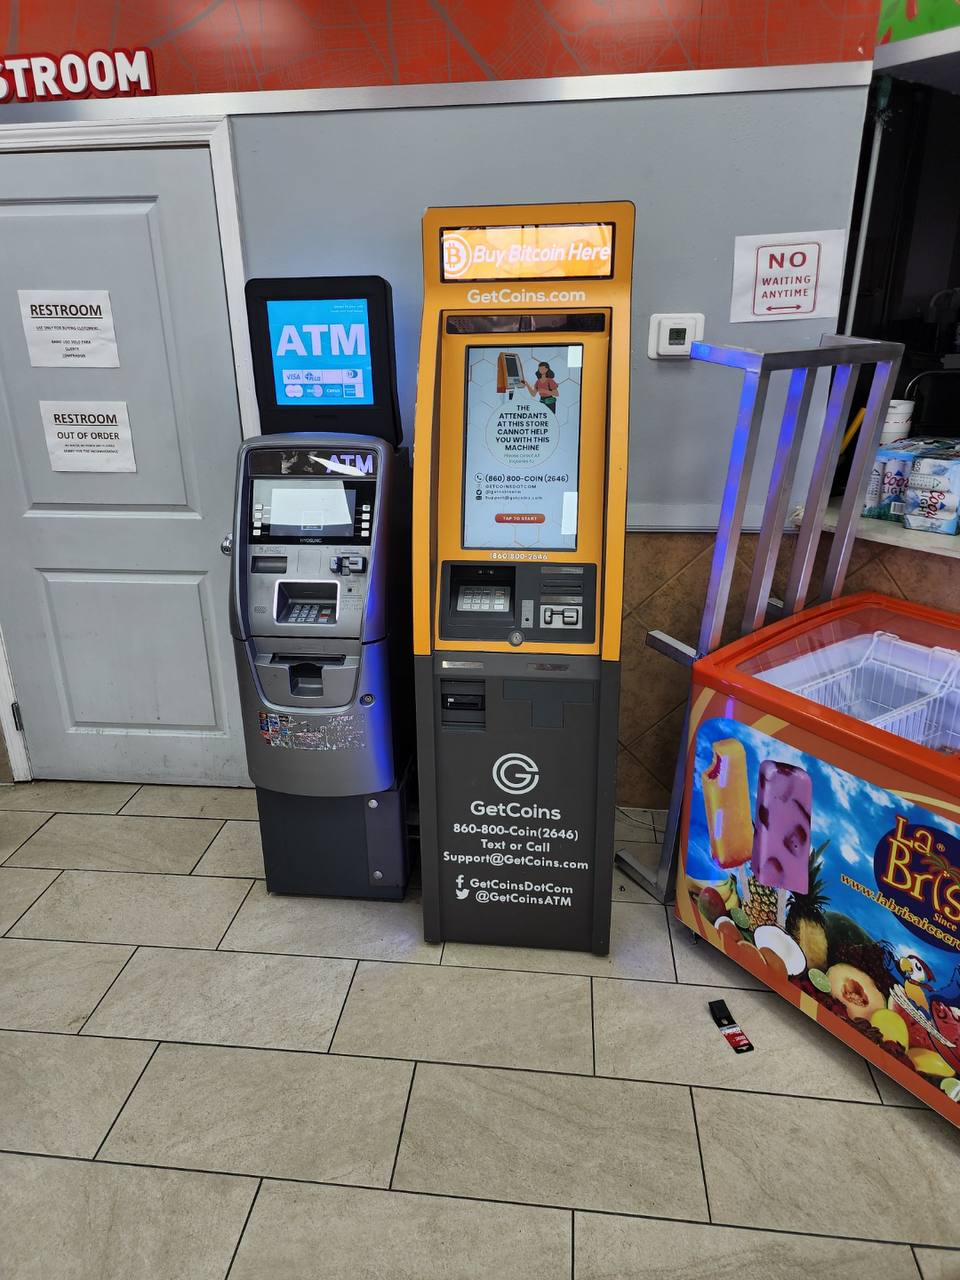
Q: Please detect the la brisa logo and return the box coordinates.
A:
[874,815,960,945]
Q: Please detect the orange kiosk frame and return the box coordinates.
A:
[411,202,634,952]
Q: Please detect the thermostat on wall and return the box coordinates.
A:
[647,313,705,359]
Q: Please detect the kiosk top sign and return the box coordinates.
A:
[441,223,614,283]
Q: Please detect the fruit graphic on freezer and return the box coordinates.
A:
[785,845,830,970]
[744,879,779,931]
[826,963,886,1021]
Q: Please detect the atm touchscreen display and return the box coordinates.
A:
[265,298,374,407]
[462,343,582,550]
[253,479,356,540]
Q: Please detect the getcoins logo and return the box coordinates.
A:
[442,233,472,279]
[492,752,540,795]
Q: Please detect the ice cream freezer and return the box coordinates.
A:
[677,590,960,1124]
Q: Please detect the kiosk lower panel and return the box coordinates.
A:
[255,779,408,900]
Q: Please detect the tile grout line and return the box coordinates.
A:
[0,1025,900,1109]
[90,1039,161,1161]
[3,1145,952,1253]
[388,1061,417,1190]
[3,862,258,881]
[2,867,65,937]
[663,902,680,983]
[75,946,140,1035]
[570,1208,576,1280]
[223,1177,263,1280]
[188,818,229,874]
[326,960,360,1052]
[867,1062,888,1105]
[688,1087,713,1224]
[0,811,59,867]
[589,977,596,1076]
[214,880,257,950]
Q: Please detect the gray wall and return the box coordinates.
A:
[232,87,869,529]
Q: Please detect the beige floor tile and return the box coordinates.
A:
[332,961,593,1073]
[191,820,263,878]
[915,1247,960,1279]
[5,812,222,875]
[0,781,138,813]
[0,1030,154,1157]
[100,1041,412,1184]
[120,784,258,820]
[231,1181,571,1280]
[575,1213,919,1280]
[0,938,133,1032]
[442,902,675,981]
[668,910,766,990]
[220,882,440,963]
[393,1063,707,1218]
[0,867,60,932]
[594,978,878,1102]
[612,864,657,904]
[695,1088,960,1246]
[83,946,355,1051]
[0,1152,255,1280]
[870,1062,926,1108]
[0,812,52,862]
[8,870,252,948]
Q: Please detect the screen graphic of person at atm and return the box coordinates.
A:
[526,361,559,414]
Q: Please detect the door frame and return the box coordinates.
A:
[0,115,257,781]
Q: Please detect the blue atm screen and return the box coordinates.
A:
[266,298,374,407]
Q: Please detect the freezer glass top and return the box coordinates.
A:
[738,604,960,756]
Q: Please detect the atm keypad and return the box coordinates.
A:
[287,604,334,624]
[458,585,511,613]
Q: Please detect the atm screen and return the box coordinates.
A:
[253,479,357,539]
[265,298,374,407]
[462,344,582,550]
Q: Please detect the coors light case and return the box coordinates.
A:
[678,592,960,1126]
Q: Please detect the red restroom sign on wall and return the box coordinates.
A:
[730,229,845,324]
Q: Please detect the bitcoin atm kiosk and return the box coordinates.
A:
[412,203,634,953]
[231,277,410,899]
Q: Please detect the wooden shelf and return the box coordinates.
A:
[820,499,960,561]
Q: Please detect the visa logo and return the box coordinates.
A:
[275,323,367,358]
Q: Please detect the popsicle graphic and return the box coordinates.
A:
[752,761,812,926]
[702,738,754,896]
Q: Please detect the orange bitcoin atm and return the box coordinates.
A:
[411,202,635,953]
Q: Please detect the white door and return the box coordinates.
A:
[0,147,248,784]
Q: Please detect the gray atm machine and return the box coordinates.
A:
[228,277,409,898]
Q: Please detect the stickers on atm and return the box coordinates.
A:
[257,712,366,751]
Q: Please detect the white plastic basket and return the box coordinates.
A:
[756,631,960,744]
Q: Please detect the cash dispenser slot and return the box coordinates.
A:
[254,649,357,707]
[274,580,339,625]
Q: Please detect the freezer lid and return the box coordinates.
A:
[697,593,960,764]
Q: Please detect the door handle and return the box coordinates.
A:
[220,534,233,557]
